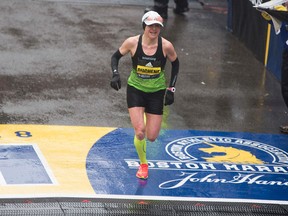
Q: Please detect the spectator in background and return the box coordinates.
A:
[261,3,288,134]
[145,0,189,19]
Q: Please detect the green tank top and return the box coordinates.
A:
[128,35,167,93]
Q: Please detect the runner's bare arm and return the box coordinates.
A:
[110,36,139,91]
[162,38,179,87]
[162,38,179,106]
[163,38,178,62]
[118,35,139,56]
[111,36,138,74]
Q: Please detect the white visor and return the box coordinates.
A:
[142,11,164,27]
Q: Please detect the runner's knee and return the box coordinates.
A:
[135,127,145,140]
[146,135,157,142]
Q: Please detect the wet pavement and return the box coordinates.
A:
[0,0,288,134]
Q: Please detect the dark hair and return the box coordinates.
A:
[142,22,146,30]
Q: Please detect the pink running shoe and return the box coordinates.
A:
[136,163,148,179]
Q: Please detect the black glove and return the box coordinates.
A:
[110,73,121,91]
[164,89,174,106]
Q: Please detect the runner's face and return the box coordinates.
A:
[145,24,161,39]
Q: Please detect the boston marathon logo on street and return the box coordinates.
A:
[87,128,288,202]
[125,136,288,189]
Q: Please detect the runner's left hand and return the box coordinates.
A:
[164,90,174,106]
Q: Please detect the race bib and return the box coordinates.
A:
[136,64,161,79]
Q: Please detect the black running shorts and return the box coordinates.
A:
[127,85,166,115]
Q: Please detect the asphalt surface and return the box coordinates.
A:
[0,0,287,134]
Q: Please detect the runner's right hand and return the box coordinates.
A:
[110,73,121,91]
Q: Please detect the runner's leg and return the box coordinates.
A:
[129,107,147,163]
[145,113,162,142]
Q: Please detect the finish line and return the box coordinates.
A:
[0,124,288,205]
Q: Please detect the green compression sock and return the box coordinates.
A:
[134,136,147,164]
